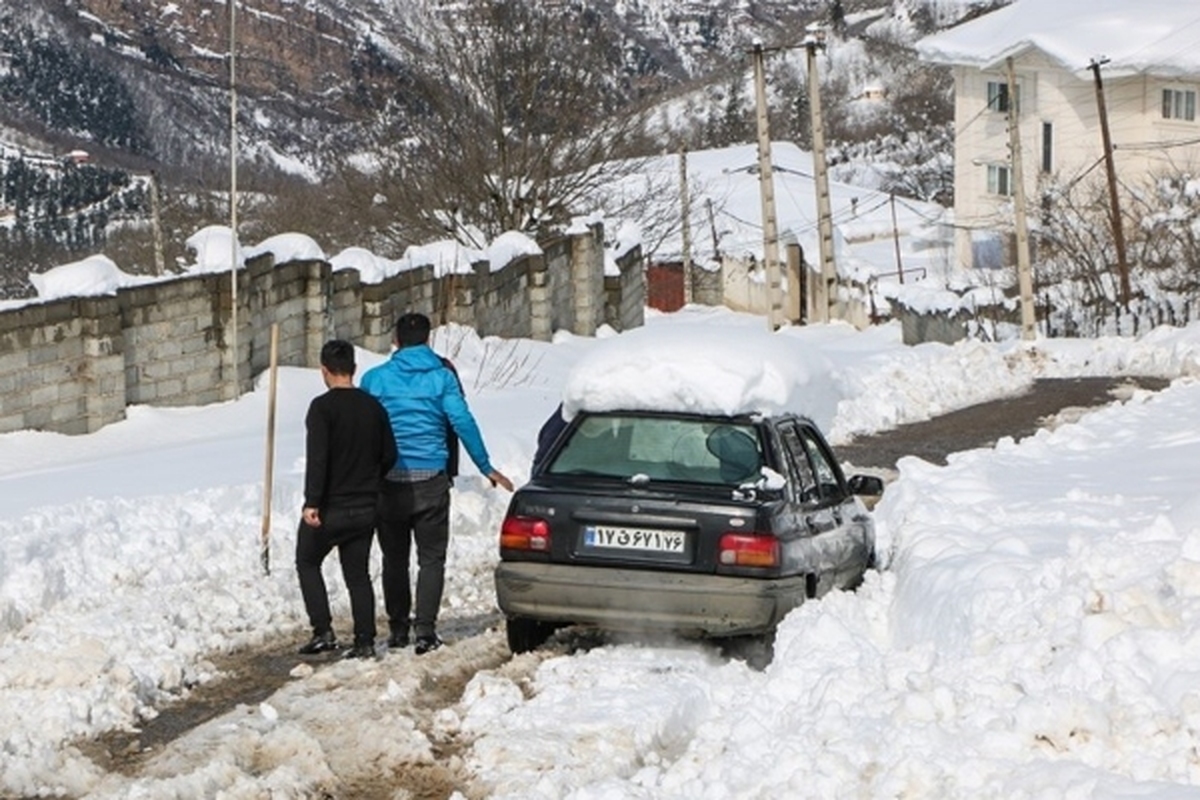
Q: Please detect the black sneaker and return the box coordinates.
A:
[414,634,443,655]
[297,631,339,655]
[387,629,409,649]
[343,642,376,660]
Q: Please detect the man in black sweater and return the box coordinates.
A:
[297,340,397,659]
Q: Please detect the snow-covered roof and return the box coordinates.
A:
[917,0,1200,78]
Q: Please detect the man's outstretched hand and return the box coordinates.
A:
[487,471,515,492]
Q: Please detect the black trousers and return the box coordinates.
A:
[295,505,377,645]
[376,474,451,639]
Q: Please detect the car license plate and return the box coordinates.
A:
[583,525,687,553]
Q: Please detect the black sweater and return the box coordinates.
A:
[304,387,397,510]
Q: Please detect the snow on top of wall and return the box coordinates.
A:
[486,231,542,272]
[245,233,326,264]
[183,226,245,274]
[917,0,1200,77]
[402,239,486,277]
[28,255,154,300]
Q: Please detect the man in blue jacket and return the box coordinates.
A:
[361,313,513,655]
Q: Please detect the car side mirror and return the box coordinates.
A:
[847,474,885,497]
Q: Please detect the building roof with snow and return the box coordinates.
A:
[917,0,1200,78]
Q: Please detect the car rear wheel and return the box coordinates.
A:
[506,616,555,654]
[716,631,775,670]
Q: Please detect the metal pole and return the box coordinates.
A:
[1006,57,1036,341]
[805,30,836,324]
[1090,57,1132,310]
[228,0,240,399]
[751,41,784,331]
[678,145,694,307]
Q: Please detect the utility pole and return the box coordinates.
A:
[706,197,720,260]
[228,0,241,399]
[751,40,784,331]
[805,28,836,323]
[148,170,165,276]
[889,193,905,284]
[1006,57,1036,341]
[1089,56,1131,309]
[678,145,694,307]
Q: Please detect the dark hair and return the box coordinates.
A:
[320,339,356,376]
[394,312,432,347]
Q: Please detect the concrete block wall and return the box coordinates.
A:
[569,224,606,337]
[119,273,230,407]
[360,264,440,353]
[472,254,538,340]
[543,236,575,336]
[528,255,552,342]
[896,304,970,345]
[0,223,644,435]
[243,255,330,376]
[0,296,125,434]
[691,264,723,307]
[330,268,364,345]
[606,244,646,332]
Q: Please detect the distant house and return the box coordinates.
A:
[63,149,91,165]
[860,82,886,102]
[917,0,1200,269]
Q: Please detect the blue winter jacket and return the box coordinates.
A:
[360,344,494,475]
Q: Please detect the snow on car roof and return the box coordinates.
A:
[561,317,841,426]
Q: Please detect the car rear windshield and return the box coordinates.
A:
[546,413,764,486]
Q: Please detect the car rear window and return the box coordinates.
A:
[546,414,763,486]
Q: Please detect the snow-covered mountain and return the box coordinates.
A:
[2,0,841,176]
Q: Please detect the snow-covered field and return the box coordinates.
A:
[4,307,1200,798]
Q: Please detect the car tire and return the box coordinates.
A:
[716,632,775,670]
[506,616,555,654]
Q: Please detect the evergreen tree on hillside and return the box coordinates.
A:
[0,155,149,297]
[0,21,147,152]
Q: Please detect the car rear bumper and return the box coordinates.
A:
[495,561,809,637]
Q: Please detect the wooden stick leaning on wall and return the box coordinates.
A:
[261,322,280,575]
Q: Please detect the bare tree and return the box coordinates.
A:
[1037,163,1200,334]
[337,0,657,248]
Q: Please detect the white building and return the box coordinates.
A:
[917,0,1200,269]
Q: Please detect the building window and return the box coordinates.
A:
[1162,88,1196,121]
[1041,121,1053,173]
[987,164,1013,196]
[986,80,1020,113]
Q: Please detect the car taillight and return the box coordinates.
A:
[718,532,779,568]
[500,516,551,552]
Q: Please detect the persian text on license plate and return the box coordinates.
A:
[584,525,686,553]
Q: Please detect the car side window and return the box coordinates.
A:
[797,425,844,502]
[779,424,818,502]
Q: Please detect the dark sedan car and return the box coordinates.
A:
[494,409,883,655]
